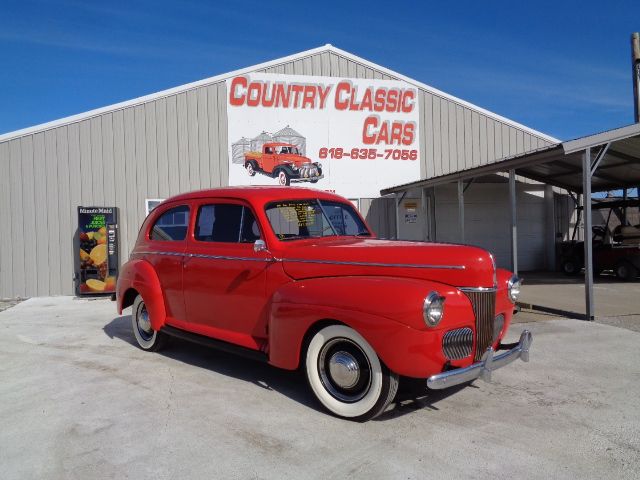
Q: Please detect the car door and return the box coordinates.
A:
[182,199,269,350]
[145,203,190,322]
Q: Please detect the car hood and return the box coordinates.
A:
[280,238,496,288]
[278,154,313,165]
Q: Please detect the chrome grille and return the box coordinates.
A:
[442,327,473,360]
[464,290,497,361]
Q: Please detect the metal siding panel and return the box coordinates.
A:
[441,99,450,175]
[112,111,128,259]
[44,130,61,294]
[123,108,138,253]
[32,133,49,296]
[217,82,229,186]
[56,127,73,294]
[144,103,159,198]
[447,101,457,174]
[329,52,339,76]
[463,109,472,168]
[479,115,488,165]
[90,117,104,205]
[284,62,294,75]
[356,63,366,79]
[134,105,148,223]
[418,91,426,178]
[432,96,442,176]
[186,90,200,189]
[176,93,190,193]
[487,118,495,161]
[206,85,220,187]
[338,56,349,76]
[494,121,503,159]
[101,114,116,204]
[9,140,25,297]
[502,124,511,157]
[471,111,480,166]
[302,57,312,75]
[197,87,211,188]
[155,98,170,197]
[347,59,357,77]
[78,120,92,204]
[456,105,465,171]
[423,93,434,178]
[524,132,531,152]
[165,95,180,195]
[20,136,37,297]
[0,142,11,298]
[516,130,524,154]
[509,127,517,156]
[311,53,322,75]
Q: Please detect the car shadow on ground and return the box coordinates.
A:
[104,315,467,421]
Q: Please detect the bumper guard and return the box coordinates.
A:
[426,330,533,390]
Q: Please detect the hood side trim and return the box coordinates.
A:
[283,258,465,270]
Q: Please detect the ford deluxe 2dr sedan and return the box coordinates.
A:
[117,187,532,421]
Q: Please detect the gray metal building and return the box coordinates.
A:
[0,45,557,299]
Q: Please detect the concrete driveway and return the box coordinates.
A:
[1,297,639,479]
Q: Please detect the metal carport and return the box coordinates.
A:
[381,122,640,320]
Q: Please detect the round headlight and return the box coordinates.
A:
[508,275,521,303]
[423,292,445,327]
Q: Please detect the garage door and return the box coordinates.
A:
[433,182,546,271]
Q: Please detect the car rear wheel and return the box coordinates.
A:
[614,261,638,281]
[132,295,167,351]
[561,258,581,275]
[305,325,399,421]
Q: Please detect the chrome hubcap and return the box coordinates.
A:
[318,338,371,403]
[328,351,360,389]
[137,306,153,340]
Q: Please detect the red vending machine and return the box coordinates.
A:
[76,207,119,295]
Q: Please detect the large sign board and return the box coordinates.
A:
[226,73,421,198]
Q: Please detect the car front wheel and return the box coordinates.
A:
[305,325,399,421]
[131,294,167,351]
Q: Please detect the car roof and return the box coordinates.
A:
[163,186,348,205]
[265,142,294,147]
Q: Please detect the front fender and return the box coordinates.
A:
[116,259,167,331]
[268,276,476,377]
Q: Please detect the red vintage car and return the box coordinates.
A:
[117,187,531,421]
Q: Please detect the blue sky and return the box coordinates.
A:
[0,0,638,141]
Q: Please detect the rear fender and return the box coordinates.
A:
[116,259,167,331]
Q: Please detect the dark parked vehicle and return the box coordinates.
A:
[559,199,640,280]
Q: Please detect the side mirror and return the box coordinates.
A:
[253,239,267,253]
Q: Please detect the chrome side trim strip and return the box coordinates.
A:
[136,251,273,263]
[135,251,465,270]
[283,258,466,270]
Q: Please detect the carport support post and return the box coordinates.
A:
[395,193,400,240]
[582,148,595,321]
[457,180,465,243]
[509,170,518,275]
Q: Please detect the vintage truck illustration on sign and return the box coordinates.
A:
[244,142,323,186]
[116,186,532,421]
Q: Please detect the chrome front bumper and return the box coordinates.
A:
[426,330,533,390]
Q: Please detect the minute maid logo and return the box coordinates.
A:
[225,73,421,198]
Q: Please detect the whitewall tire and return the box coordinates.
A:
[131,295,167,351]
[305,325,398,421]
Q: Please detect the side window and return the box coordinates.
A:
[240,207,261,243]
[195,204,262,243]
[150,205,189,241]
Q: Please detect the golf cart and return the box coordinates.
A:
[558,199,640,280]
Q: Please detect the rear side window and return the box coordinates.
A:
[195,204,261,243]
[150,205,190,241]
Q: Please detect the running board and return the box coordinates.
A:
[161,325,268,363]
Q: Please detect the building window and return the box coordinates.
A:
[146,199,165,216]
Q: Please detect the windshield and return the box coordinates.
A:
[265,199,371,241]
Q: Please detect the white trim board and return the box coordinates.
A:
[0,44,559,144]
